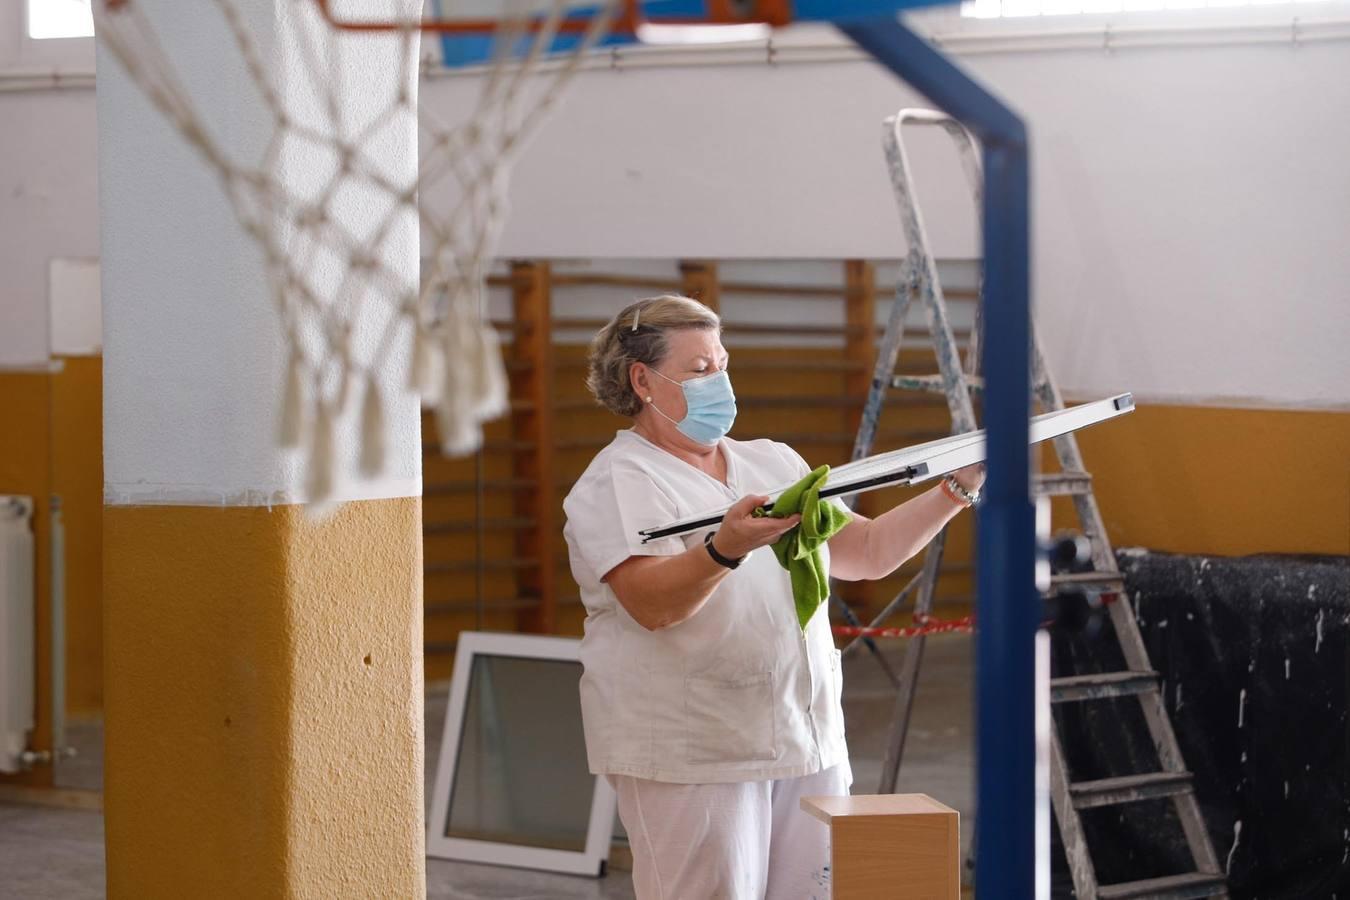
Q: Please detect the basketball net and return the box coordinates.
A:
[94,0,617,506]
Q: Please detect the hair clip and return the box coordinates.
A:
[631,308,641,331]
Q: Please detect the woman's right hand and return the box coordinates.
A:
[711,494,802,560]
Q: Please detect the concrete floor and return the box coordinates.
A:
[0,634,974,898]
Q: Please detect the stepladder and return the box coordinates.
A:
[845,108,1227,898]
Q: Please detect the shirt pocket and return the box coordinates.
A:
[683,670,778,765]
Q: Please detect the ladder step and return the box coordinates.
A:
[1097,872,1227,899]
[1046,570,1125,596]
[1069,771,1194,809]
[1051,670,1158,703]
[1033,470,1093,496]
[891,373,984,394]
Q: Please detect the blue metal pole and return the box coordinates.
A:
[838,18,1038,898]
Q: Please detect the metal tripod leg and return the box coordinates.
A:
[839,258,917,687]
[877,529,949,793]
[831,592,900,688]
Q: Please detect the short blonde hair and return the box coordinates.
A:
[586,295,721,418]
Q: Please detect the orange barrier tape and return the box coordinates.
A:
[832,614,975,639]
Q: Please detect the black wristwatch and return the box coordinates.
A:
[704,532,745,570]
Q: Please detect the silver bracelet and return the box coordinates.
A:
[942,473,980,508]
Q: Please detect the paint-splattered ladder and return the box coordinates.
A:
[850,108,1227,898]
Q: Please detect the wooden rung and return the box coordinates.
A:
[424,595,584,614]
[556,437,614,451]
[740,396,865,410]
[424,517,537,535]
[423,478,538,495]
[724,281,849,299]
[425,558,539,574]
[490,318,538,334]
[548,272,682,292]
[552,400,619,413]
[421,438,534,452]
[718,281,854,299]
[723,322,869,337]
[723,359,868,373]
[550,316,628,332]
[518,271,976,302]
[425,596,525,612]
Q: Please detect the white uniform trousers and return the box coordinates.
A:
[610,762,851,900]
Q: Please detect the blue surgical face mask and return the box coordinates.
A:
[648,367,737,445]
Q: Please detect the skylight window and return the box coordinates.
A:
[28,0,94,40]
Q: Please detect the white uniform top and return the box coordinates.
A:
[562,429,849,785]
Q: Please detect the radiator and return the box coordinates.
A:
[0,496,35,774]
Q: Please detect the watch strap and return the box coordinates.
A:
[704,531,744,569]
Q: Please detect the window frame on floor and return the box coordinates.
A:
[426,631,619,877]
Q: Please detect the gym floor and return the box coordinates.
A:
[0,633,975,899]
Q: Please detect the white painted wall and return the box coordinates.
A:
[0,88,99,366]
[4,1,1348,411]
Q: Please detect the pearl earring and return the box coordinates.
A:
[645,396,652,402]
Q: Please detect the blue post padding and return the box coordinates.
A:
[839,18,1038,898]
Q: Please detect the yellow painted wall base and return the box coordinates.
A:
[0,369,54,788]
[51,356,104,715]
[103,498,425,900]
[1057,402,1350,557]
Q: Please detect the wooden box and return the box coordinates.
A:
[800,793,959,899]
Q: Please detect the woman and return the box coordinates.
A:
[562,295,984,899]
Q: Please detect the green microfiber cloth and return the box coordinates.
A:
[753,464,853,630]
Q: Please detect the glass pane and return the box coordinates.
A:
[446,654,594,852]
[28,0,94,40]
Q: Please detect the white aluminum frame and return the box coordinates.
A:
[426,631,617,877]
[640,392,1135,542]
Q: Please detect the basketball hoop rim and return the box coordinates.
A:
[310,0,795,35]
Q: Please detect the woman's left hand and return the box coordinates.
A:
[952,463,985,494]
[828,460,987,582]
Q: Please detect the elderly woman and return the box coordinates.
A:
[562,295,984,899]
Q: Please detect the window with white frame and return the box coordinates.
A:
[962,0,1333,17]
[27,0,94,39]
